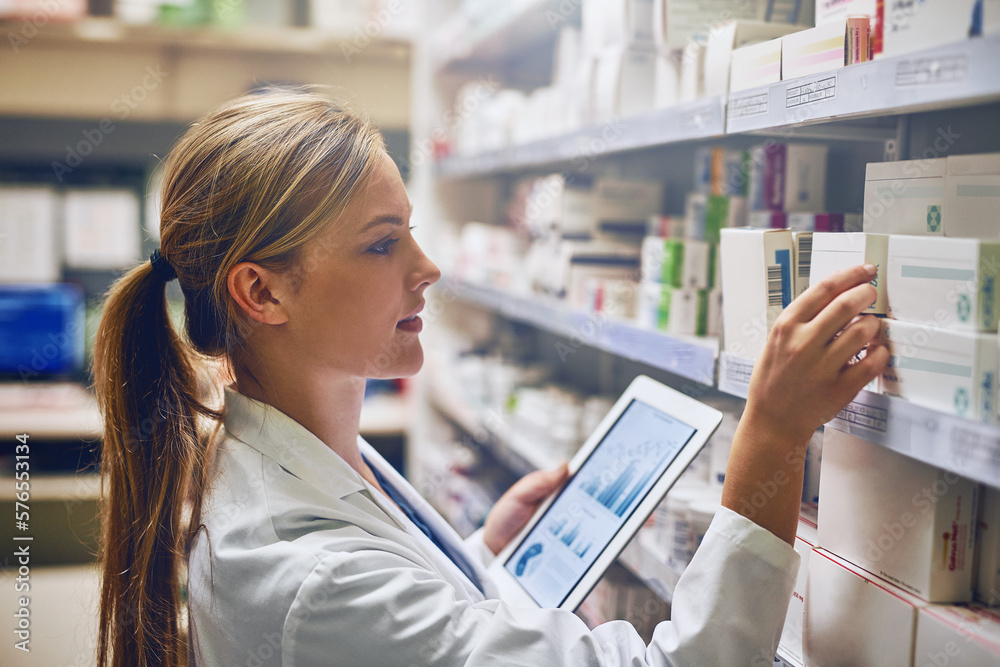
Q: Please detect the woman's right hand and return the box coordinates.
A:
[744,263,889,446]
[721,263,890,545]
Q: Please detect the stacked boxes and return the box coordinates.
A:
[809,232,889,314]
[638,237,713,335]
[864,158,947,236]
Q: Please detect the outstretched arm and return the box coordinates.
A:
[722,263,889,545]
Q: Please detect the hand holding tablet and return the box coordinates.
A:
[487,375,722,610]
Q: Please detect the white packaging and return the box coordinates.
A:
[816,0,877,25]
[582,0,656,50]
[987,0,1000,35]
[568,259,641,309]
[780,515,818,666]
[882,0,978,58]
[636,283,708,335]
[653,49,681,109]
[809,232,889,315]
[976,486,1000,605]
[887,235,1000,332]
[687,498,720,552]
[678,36,706,103]
[805,547,926,666]
[699,394,743,489]
[652,0,806,49]
[592,46,658,120]
[640,237,711,288]
[595,179,664,228]
[729,37,783,93]
[704,20,803,97]
[554,26,582,91]
[945,152,1000,239]
[915,604,1000,665]
[882,319,999,423]
[524,174,595,238]
[63,188,141,270]
[863,158,947,235]
[818,428,979,602]
[706,287,722,337]
[719,228,794,360]
[748,210,787,228]
[782,20,846,81]
[801,428,823,507]
[0,186,60,283]
[684,192,708,239]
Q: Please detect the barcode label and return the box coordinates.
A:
[767,265,784,306]
[798,237,813,279]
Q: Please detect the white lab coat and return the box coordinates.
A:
[187,386,799,666]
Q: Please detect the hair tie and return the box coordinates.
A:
[149,249,177,283]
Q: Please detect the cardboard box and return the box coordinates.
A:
[915,604,1000,665]
[653,49,680,109]
[693,147,748,197]
[818,427,979,601]
[886,235,1000,331]
[592,46,658,120]
[582,0,656,50]
[805,547,926,666]
[678,36,706,103]
[729,37,783,93]
[780,515,818,665]
[595,178,663,229]
[719,228,794,359]
[986,0,1000,35]
[782,20,846,81]
[881,319,999,422]
[636,283,708,335]
[524,174,595,238]
[815,0,881,55]
[792,231,813,300]
[653,0,812,49]
[640,237,711,288]
[684,192,708,240]
[749,210,787,228]
[63,188,141,270]
[882,0,978,58]
[945,152,1000,239]
[704,20,804,97]
[809,232,889,315]
[976,486,1000,606]
[0,186,60,283]
[864,158,947,235]
[747,143,829,213]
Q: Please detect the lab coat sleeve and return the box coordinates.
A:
[463,528,496,568]
[281,506,798,667]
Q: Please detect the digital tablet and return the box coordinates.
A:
[487,375,723,611]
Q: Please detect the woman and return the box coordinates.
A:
[93,89,887,667]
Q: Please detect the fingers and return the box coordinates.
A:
[827,314,883,365]
[840,342,890,394]
[511,461,569,504]
[785,264,878,324]
[807,281,879,345]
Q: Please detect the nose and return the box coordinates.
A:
[411,241,441,291]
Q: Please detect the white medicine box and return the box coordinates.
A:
[915,604,1000,665]
[945,152,1000,239]
[887,235,1000,332]
[863,158,946,235]
[0,186,60,283]
[809,232,889,315]
[817,428,978,602]
[780,515,817,665]
[805,547,926,667]
[881,319,999,423]
[719,228,794,360]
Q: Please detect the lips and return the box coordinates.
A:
[396,303,424,332]
[397,303,424,324]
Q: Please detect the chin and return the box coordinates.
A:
[363,345,424,379]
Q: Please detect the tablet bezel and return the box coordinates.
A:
[486,374,723,611]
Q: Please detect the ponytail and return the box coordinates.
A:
[93,261,219,667]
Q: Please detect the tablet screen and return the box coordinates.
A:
[503,399,697,608]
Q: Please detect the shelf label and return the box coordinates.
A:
[729,92,769,119]
[836,400,888,433]
[786,76,837,108]
[950,424,1000,477]
[895,55,969,87]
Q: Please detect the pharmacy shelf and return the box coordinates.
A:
[1,17,411,60]
[431,0,575,72]
[435,96,727,178]
[424,366,562,477]
[727,34,1000,134]
[442,278,719,386]
[718,352,1000,490]
[0,383,102,441]
[359,392,411,437]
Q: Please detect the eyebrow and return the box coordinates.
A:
[363,204,414,232]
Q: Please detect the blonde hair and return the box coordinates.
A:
[92,89,385,667]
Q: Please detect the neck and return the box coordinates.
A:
[233,362,368,472]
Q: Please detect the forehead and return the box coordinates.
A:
[348,152,410,223]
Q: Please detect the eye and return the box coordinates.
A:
[369,237,400,256]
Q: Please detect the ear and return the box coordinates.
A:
[227,262,289,325]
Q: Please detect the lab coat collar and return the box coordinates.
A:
[222,384,367,499]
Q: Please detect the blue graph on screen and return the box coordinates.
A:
[579,438,676,518]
